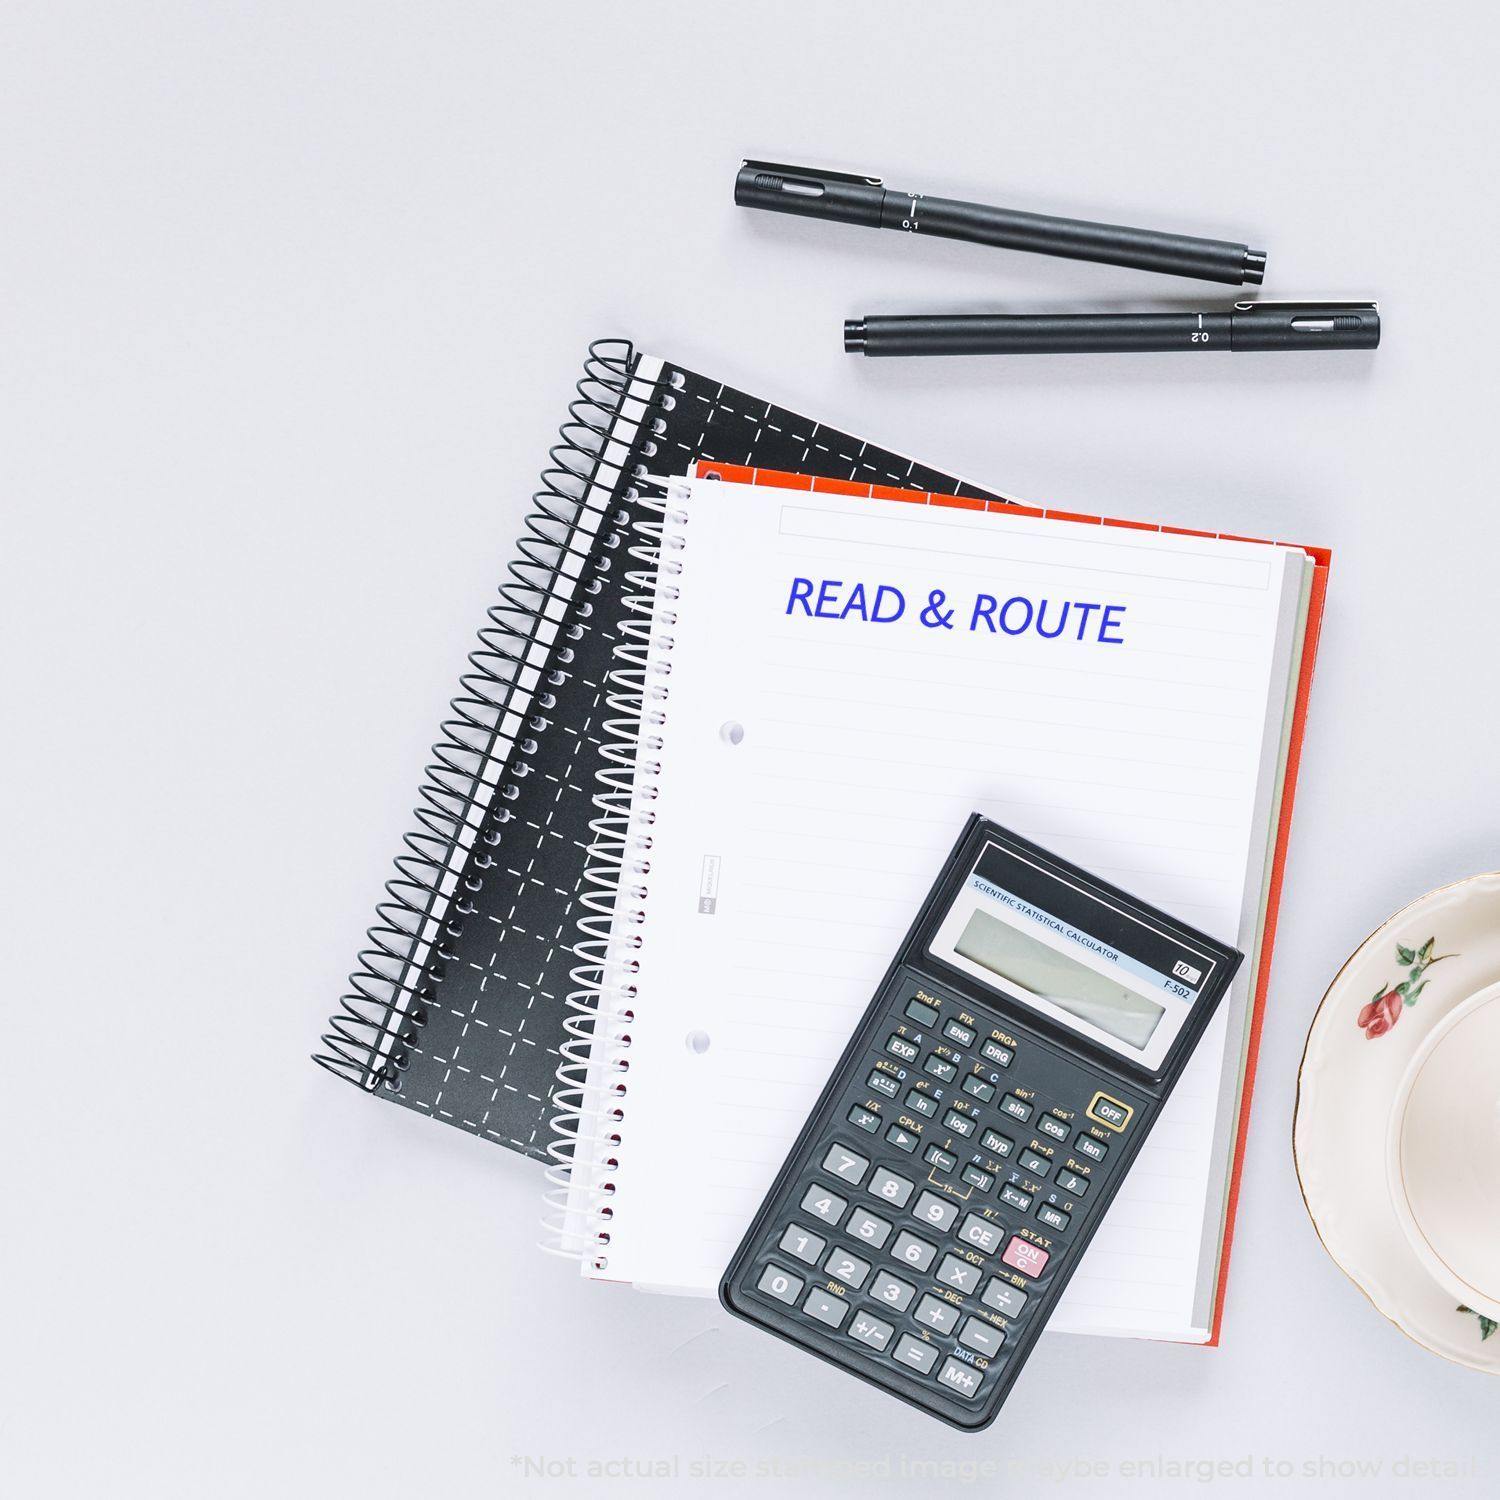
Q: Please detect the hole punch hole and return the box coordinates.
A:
[686,1029,711,1055]
[719,720,745,746]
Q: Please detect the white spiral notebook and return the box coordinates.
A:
[549,465,1319,1343]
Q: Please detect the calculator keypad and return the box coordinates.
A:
[729,981,1146,1426]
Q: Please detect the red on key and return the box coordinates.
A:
[1001,1236,1049,1277]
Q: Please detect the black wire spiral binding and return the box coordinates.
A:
[314,339,669,1091]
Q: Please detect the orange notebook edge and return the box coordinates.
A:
[696,461,1330,1348]
[1202,555,1328,1345]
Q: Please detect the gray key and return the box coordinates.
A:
[914,1293,960,1334]
[1000,1184,1033,1213]
[981,1277,1028,1317]
[1056,1167,1089,1196]
[1019,1150,1051,1178]
[958,1213,1003,1254]
[1074,1132,1107,1162]
[802,1287,849,1329]
[825,1247,871,1288]
[943,1108,976,1138]
[869,1167,915,1208]
[822,1143,870,1184]
[886,1034,918,1062]
[893,1333,939,1374]
[801,1183,848,1226]
[869,1270,916,1312]
[910,1190,959,1233]
[904,1089,938,1119]
[757,1263,804,1305]
[937,1356,983,1399]
[779,1223,827,1265]
[1038,1114,1069,1141]
[924,1054,957,1082]
[959,1316,1005,1356]
[961,1074,995,1103]
[846,1208,893,1248]
[943,1019,976,1047]
[904,997,939,1027]
[1037,1204,1070,1232]
[891,1230,938,1273]
[980,1129,1014,1158]
[936,1253,982,1294]
[867,1069,899,1099]
[981,1039,1014,1068]
[849,1310,895,1351]
[1001,1093,1033,1123]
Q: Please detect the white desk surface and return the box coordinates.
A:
[6,4,1498,1496]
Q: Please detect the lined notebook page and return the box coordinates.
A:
[593,476,1302,1337]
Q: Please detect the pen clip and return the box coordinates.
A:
[740,159,884,189]
[1232,300,1378,312]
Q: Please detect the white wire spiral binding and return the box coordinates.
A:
[541,458,689,1268]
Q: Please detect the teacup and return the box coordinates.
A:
[1386,980,1500,1321]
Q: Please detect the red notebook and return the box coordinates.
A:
[701,462,1328,1345]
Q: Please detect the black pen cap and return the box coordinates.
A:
[734,160,885,227]
[1230,301,1380,350]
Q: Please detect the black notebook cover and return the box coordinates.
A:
[316,340,997,1159]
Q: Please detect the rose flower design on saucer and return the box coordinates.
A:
[1357,936,1452,1039]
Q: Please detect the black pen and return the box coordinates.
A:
[736,159,1267,286]
[844,302,1381,356]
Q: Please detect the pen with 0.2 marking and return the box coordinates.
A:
[843,302,1381,356]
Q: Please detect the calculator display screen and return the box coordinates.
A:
[953,908,1165,1049]
[927,839,1215,1072]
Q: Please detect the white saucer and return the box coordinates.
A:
[1294,873,1500,1372]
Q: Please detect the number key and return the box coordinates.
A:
[891,1230,938,1273]
[800,1183,847,1226]
[756,1264,803,1305]
[910,1190,959,1232]
[870,1270,916,1311]
[825,1247,872,1287]
[778,1223,826,1265]
[846,1208,893,1248]
[822,1144,870,1184]
[869,1167,915,1208]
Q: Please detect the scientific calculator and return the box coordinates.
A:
[720,814,1242,1429]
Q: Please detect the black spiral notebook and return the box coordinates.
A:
[315,340,995,1159]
